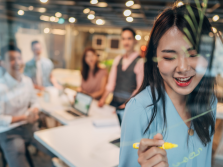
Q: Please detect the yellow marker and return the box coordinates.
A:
[133,142,178,150]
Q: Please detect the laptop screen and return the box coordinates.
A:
[73,92,92,115]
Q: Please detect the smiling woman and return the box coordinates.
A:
[119,4,216,167]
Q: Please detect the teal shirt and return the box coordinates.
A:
[119,86,217,167]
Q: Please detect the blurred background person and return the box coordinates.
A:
[98,27,144,108]
[78,48,108,100]
[0,59,5,77]
[24,40,62,90]
[0,44,55,167]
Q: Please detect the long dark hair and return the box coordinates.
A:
[81,48,99,81]
[137,5,216,146]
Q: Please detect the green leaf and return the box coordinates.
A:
[183,27,195,48]
[184,14,196,37]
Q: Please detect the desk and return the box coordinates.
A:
[35,115,120,167]
[36,87,120,167]
[37,88,116,125]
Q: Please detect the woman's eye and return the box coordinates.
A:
[163,57,175,60]
[189,54,198,58]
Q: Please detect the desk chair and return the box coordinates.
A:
[0,144,34,167]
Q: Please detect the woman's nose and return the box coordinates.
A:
[176,56,190,73]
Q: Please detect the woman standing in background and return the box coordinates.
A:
[79,48,108,99]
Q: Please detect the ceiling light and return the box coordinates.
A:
[28,6,34,10]
[135,34,141,40]
[89,28,95,33]
[83,8,90,14]
[96,19,105,25]
[131,4,141,9]
[88,14,95,20]
[97,2,108,7]
[144,35,150,41]
[50,16,56,22]
[177,1,184,7]
[58,18,65,24]
[18,10,24,16]
[40,15,50,21]
[38,8,46,13]
[55,12,62,17]
[126,1,134,7]
[126,17,133,22]
[89,11,95,14]
[69,17,76,23]
[51,29,66,35]
[212,27,217,33]
[123,9,131,16]
[201,2,207,8]
[44,28,50,33]
[209,32,214,37]
[212,15,219,22]
[40,0,48,3]
[90,0,98,4]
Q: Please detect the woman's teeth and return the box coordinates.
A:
[175,77,192,82]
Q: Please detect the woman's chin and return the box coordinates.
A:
[173,86,195,96]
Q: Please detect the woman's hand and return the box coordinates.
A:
[98,98,105,107]
[138,133,168,167]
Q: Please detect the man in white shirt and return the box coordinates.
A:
[24,40,62,90]
[0,45,54,167]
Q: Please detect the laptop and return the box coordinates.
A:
[66,92,93,117]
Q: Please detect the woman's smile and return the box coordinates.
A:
[174,76,194,87]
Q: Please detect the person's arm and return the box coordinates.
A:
[119,98,150,167]
[26,79,40,123]
[132,58,144,96]
[90,75,107,99]
[98,56,121,107]
[0,88,26,126]
[50,74,63,90]
[34,84,45,90]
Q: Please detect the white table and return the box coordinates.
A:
[35,118,120,167]
[35,87,120,167]
[37,87,116,125]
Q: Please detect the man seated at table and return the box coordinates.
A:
[24,40,62,90]
[0,44,55,167]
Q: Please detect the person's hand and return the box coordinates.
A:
[98,98,105,107]
[138,133,168,167]
[26,108,39,123]
[34,85,45,91]
[118,103,125,109]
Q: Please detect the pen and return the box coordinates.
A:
[133,142,178,150]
